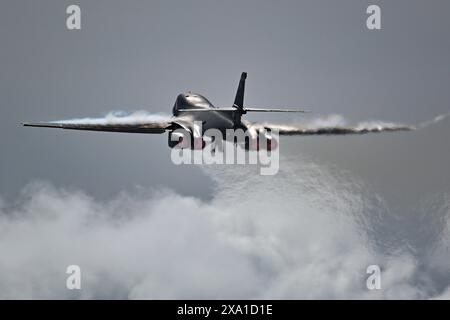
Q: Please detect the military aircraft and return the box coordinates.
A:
[23,72,412,150]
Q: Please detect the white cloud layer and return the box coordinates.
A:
[0,156,449,299]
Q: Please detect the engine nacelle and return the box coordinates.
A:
[168,130,206,149]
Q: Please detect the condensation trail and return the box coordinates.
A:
[418,113,450,129]
[246,113,449,136]
[49,111,449,135]
[51,111,172,125]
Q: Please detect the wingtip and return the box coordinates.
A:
[21,122,63,129]
[22,122,38,127]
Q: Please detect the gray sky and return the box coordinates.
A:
[1,0,450,299]
[0,0,448,196]
[1,0,449,204]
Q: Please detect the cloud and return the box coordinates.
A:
[0,156,449,299]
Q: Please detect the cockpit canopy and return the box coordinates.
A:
[172,92,215,116]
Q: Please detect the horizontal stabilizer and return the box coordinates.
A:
[178,108,237,112]
[245,107,310,113]
[178,107,310,113]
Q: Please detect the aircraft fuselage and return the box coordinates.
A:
[172,92,241,135]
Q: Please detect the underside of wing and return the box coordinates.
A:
[23,112,173,134]
[23,122,171,134]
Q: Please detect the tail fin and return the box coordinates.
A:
[233,72,247,110]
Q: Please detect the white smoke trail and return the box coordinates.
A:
[49,111,449,136]
[418,113,450,129]
[247,113,449,136]
[51,111,172,125]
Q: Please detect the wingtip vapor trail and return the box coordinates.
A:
[248,112,449,136]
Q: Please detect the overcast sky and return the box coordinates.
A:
[1,0,450,202]
[1,0,450,299]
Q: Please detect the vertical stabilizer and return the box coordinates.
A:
[233,72,247,110]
